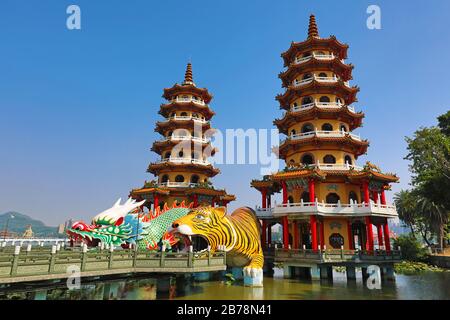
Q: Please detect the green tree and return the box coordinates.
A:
[438,110,450,137]
[394,190,434,246]
[393,234,428,262]
[417,197,447,251]
[403,112,450,249]
[394,190,417,236]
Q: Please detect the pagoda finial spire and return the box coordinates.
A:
[183,62,194,85]
[308,14,319,39]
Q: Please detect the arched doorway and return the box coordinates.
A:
[301,192,310,203]
[323,155,336,164]
[349,191,358,203]
[326,193,340,204]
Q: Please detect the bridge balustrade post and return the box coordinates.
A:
[48,245,57,274]
[160,245,166,267]
[341,245,344,259]
[132,248,138,268]
[207,246,211,266]
[81,244,88,272]
[10,246,21,276]
[188,245,194,268]
[108,245,114,269]
[26,244,32,256]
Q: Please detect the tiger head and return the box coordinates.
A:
[171,206,228,251]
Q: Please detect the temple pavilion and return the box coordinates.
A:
[131,63,235,209]
[251,15,399,252]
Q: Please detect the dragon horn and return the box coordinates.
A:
[113,198,122,207]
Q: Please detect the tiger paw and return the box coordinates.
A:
[243,267,263,287]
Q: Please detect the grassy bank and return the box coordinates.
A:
[394,261,448,275]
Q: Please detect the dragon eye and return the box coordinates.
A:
[195,214,204,220]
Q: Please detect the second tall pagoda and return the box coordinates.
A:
[251,15,399,253]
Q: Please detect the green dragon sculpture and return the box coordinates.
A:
[67,198,193,250]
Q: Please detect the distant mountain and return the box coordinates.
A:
[0,212,60,237]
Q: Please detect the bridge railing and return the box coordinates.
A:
[274,247,402,263]
[0,247,227,280]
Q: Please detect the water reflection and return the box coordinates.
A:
[0,272,449,300]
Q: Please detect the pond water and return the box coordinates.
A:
[1,271,449,300]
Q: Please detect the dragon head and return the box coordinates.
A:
[66,198,145,247]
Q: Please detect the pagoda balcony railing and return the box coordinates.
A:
[169,97,206,106]
[312,162,364,171]
[158,182,199,188]
[164,115,208,124]
[293,53,335,65]
[290,101,356,113]
[164,135,209,143]
[255,201,398,218]
[293,75,339,87]
[285,130,362,143]
[159,157,211,166]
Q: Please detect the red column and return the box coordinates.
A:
[154,194,159,210]
[282,181,288,205]
[282,217,289,249]
[310,216,318,251]
[365,216,374,251]
[377,224,384,249]
[308,178,315,203]
[362,181,370,206]
[380,189,386,205]
[320,221,325,249]
[261,220,267,248]
[293,221,299,249]
[261,188,267,209]
[267,223,272,245]
[372,191,379,204]
[193,194,198,208]
[383,218,391,252]
[347,220,354,250]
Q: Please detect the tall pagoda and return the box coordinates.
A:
[131,63,235,209]
[251,15,399,252]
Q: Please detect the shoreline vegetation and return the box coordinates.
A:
[394,261,448,275]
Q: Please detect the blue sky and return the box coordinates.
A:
[1,0,449,225]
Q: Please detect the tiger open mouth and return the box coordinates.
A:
[178,234,209,253]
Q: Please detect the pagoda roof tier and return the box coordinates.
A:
[130,187,171,196]
[154,119,212,135]
[276,80,359,108]
[278,133,369,159]
[250,179,281,194]
[279,57,354,87]
[159,101,215,120]
[251,164,398,187]
[281,36,349,67]
[184,187,232,197]
[151,138,216,155]
[162,84,213,104]
[274,106,364,133]
[147,161,220,177]
[130,185,236,202]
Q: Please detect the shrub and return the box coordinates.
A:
[393,234,428,262]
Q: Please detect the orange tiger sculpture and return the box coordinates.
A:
[172,206,264,286]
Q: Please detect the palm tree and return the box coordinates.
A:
[417,197,448,252]
[394,190,417,236]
